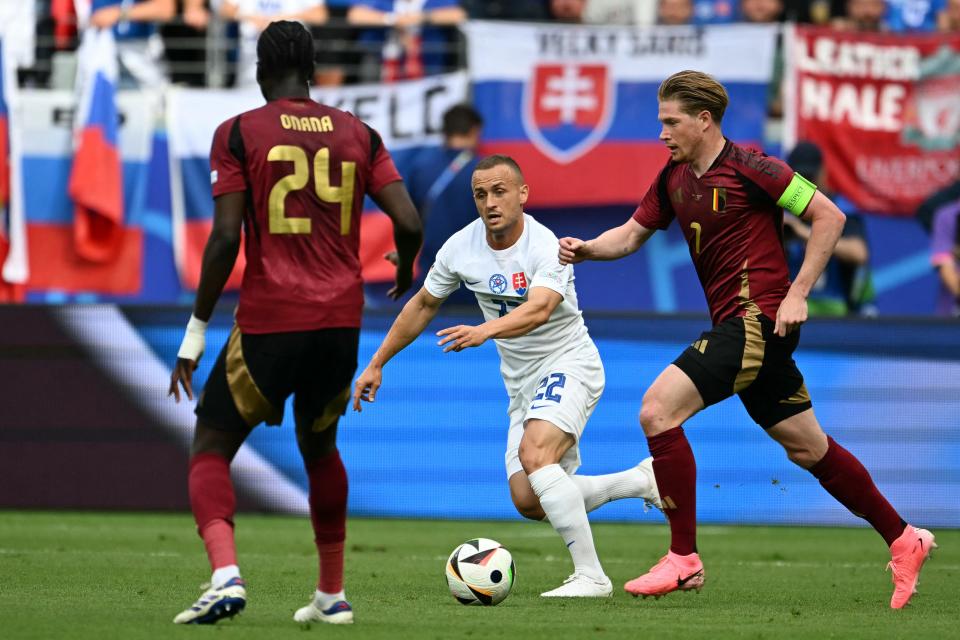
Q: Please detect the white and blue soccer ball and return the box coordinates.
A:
[445,538,515,606]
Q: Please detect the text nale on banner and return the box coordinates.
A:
[784,25,960,216]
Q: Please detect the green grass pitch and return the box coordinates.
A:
[0,512,955,639]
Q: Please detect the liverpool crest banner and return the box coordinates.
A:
[784,25,960,216]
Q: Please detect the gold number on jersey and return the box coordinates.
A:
[314,148,356,236]
[267,145,310,234]
[689,222,702,255]
[266,145,357,236]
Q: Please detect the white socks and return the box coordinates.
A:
[211,564,240,588]
[528,464,605,581]
[313,589,346,609]
[571,465,651,513]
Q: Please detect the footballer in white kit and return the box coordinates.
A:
[353,155,661,598]
[424,213,602,479]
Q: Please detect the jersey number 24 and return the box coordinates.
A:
[267,145,356,236]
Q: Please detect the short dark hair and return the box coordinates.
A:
[474,154,524,181]
[658,70,729,124]
[442,104,483,138]
[257,21,315,83]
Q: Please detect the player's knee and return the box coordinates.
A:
[518,440,555,475]
[638,398,666,436]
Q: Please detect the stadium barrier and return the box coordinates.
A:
[2,304,958,528]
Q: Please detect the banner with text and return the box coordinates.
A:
[466,21,778,207]
[784,26,960,216]
[167,72,469,289]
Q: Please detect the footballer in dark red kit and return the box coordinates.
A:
[559,69,935,610]
[168,21,421,626]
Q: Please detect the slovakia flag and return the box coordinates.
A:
[68,27,124,263]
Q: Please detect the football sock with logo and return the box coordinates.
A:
[189,452,239,573]
[528,464,605,580]
[571,466,652,513]
[808,436,907,546]
[647,427,698,556]
[306,450,348,593]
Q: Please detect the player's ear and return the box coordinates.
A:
[519,183,529,206]
[699,109,712,131]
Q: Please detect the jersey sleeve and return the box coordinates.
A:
[529,229,572,297]
[750,154,817,217]
[364,124,403,195]
[632,163,675,230]
[209,117,247,197]
[423,238,461,299]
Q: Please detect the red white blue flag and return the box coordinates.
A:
[0,37,25,301]
[68,27,125,263]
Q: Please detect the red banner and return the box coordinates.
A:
[785,26,960,216]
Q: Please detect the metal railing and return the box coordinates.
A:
[23,10,468,89]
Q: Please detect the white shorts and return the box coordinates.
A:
[504,344,605,478]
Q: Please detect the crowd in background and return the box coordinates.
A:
[4,1,960,317]
[19,0,960,90]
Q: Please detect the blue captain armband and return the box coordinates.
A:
[777,173,817,217]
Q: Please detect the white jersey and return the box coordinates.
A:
[424,214,594,392]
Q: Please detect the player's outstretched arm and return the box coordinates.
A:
[776,190,845,336]
[371,181,423,300]
[169,191,244,402]
[558,218,654,264]
[436,287,562,352]
[353,287,445,411]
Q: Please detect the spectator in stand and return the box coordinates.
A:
[741,0,783,21]
[550,0,586,21]
[402,104,483,304]
[658,0,695,23]
[583,0,657,24]
[218,0,328,87]
[162,0,211,87]
[692,0,736,23]
[930,200,960,317]
[89,0,177,86]
[938,0,960,29]
[347,1,467,83]
[459,0,549,20]
[782,142,875,317]
[887,0,945,30]
[832,0,888,30]
[311,1,358,86]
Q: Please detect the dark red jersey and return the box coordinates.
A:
[633,140,814,325]
[210,97,402,333]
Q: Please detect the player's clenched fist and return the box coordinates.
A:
[558,237,589,265]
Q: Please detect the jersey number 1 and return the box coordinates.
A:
[267,145,356,235]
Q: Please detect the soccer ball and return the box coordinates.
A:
[444,538,515,606]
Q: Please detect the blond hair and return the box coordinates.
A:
[658,70,729,124]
